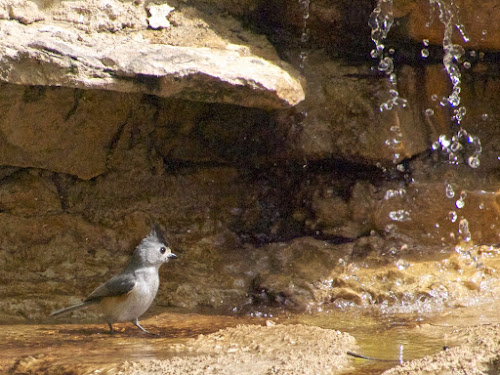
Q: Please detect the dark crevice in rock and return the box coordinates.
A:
[106,118,130,163]
[162,158,231,174]
[51,173,70,211]
[64,90,82,121]
[0,166,23,183]
[230,159,391,246]
[310,234,357,245]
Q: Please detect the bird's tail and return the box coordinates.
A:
[50,301,94,317]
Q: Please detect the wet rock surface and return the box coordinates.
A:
[0,313,356,375]
[382,317,500,375]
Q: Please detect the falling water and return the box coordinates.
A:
[430,0,468,115]
[369,0,409,167]
[429,0,482,169]
[369,0,485,244]
[298,0,310,71]
[427,1,485,244]
[368,0,407,113]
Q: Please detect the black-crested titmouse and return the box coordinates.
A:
[51,226,177,334]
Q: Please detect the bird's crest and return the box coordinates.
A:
[148,224,167,245]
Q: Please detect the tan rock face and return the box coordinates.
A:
[397,0,500,51]
[0,85,135,179]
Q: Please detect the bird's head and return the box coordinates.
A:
[132,225,177,268]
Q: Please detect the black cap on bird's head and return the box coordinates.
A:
[149,224,168,246]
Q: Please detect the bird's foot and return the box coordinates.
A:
[132,319,159,336]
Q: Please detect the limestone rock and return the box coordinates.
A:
[395,0,500,51]
[0,0,44,24]
[146,3,174,30]
[0,85,138,179]
[50,0,148,32]
[0,1,304,110]
[0,170,61,215]
[193,0,373,59]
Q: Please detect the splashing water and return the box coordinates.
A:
[432,129,482,168]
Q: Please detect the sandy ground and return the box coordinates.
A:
[2,309,500,375]
[1,312,356,375]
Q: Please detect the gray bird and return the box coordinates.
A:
[51,226,177,335]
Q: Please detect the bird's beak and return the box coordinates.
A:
[168,253,178,259]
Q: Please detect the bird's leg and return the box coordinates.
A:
[108,322,114,334]
[132,318,158,336]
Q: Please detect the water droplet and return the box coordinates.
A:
[378,57,394,73]
[468,155,480,168]
[431,94,438,102]
[463,61,471,69]
[482,113,489,121]
[385,223,397,233]
[384,189,396,200]
[448,211,458,223]
[425,108,434,116]
[450,141,462,153]
[445,183,455,198]
[300,30,310,43]
[470,50,476,57]
[389,210,411,222]
[479,202,485,209]
[421,49,429,58]
[481,29,488,36]
[439,135,451,149]
[458,218,472,242]
[455,198,465,209]
[422,39,429,47]
[396,259,410,270]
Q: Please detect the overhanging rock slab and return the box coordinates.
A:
[0,19,304,110]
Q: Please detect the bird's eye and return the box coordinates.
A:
[160,246,166,254]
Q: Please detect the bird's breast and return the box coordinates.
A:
[100,267,160,322]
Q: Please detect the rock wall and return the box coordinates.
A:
[1,0,500,322]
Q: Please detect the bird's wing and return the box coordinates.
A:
[85,272,137,302]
